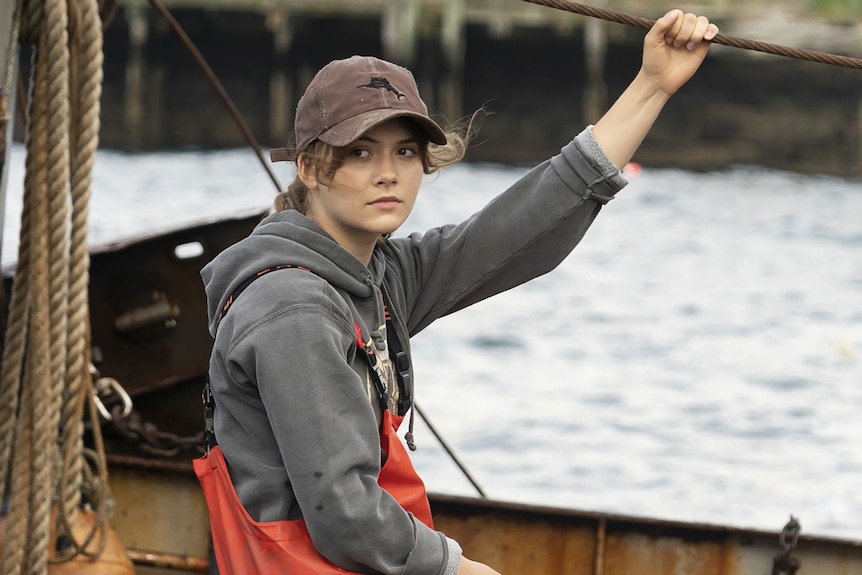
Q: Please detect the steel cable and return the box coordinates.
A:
[522,0,862,70]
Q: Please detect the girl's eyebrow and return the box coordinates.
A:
[354,135,420,145]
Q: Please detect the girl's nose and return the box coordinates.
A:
[375,157,397,186]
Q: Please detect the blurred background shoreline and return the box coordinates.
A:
[11,0,862,177]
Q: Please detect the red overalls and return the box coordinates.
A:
[195,264,433,574]
[193,409,433,574]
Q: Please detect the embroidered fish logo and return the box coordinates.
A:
[357,77,406,101]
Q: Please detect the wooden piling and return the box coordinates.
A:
[382,0,420,66]
[858,97,862,176]
[125,4,148,150]
[440,0,465,123]
[583,0,607,124]
[267,9,292,146]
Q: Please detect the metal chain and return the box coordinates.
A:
[91,367,204,458]
[772,515,802,575]
[106,403,205,458]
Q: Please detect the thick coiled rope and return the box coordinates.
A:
[0,0,114,570]
[522,0,862,70]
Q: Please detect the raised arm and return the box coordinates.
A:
[593,9,719,168]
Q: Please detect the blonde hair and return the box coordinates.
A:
[273,113,483,214]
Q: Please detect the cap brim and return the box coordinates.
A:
[270,109,447,163]
[321,109,447,148]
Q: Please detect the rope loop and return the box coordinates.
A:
[0,0,121,569]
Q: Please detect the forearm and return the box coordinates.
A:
[592,9,718,169]
[591,70,670,169]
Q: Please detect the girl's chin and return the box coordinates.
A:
[375,230,398,241]
[370,218,407,237]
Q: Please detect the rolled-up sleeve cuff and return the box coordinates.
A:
[553,125,628,204]
[443,537,462,575]
[402,517,461,575]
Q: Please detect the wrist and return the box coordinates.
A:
[632,68,675,102]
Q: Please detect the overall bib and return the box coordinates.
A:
[193,409,433,574]
[196,264,432,574]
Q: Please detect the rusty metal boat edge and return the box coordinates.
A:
[106,446,862,575]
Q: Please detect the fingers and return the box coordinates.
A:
[660,9,719,50]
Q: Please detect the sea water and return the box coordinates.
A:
[4,144,861,541]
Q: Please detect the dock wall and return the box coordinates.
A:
[15,0,862,176]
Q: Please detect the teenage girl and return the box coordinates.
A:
[196,9,719,575]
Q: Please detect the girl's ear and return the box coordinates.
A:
[297,156,319,190]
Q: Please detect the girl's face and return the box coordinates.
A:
[302,118,425,264]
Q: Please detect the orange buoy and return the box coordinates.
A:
[623,162,642,178]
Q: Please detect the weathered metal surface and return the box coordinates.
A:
[85,207,265,396]
[1,211,264,467]
[106,458,862,574]
[124,549,208,573]
[430,494,862,575]
[108,462,211,575]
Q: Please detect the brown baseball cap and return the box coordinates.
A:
[270,56,447,163]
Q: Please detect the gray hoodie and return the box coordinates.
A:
[200,127,627,575]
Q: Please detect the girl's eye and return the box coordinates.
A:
[398,147,417,157]
[350,148,371,159]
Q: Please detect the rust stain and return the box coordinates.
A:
[429,497,862,575]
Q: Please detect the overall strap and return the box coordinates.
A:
[205,264,311,451]
[216,264,310,325]
[380,286,416,450]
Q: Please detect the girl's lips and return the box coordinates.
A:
[369,197,401,209]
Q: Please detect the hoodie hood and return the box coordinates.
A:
[201,209,384,337]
